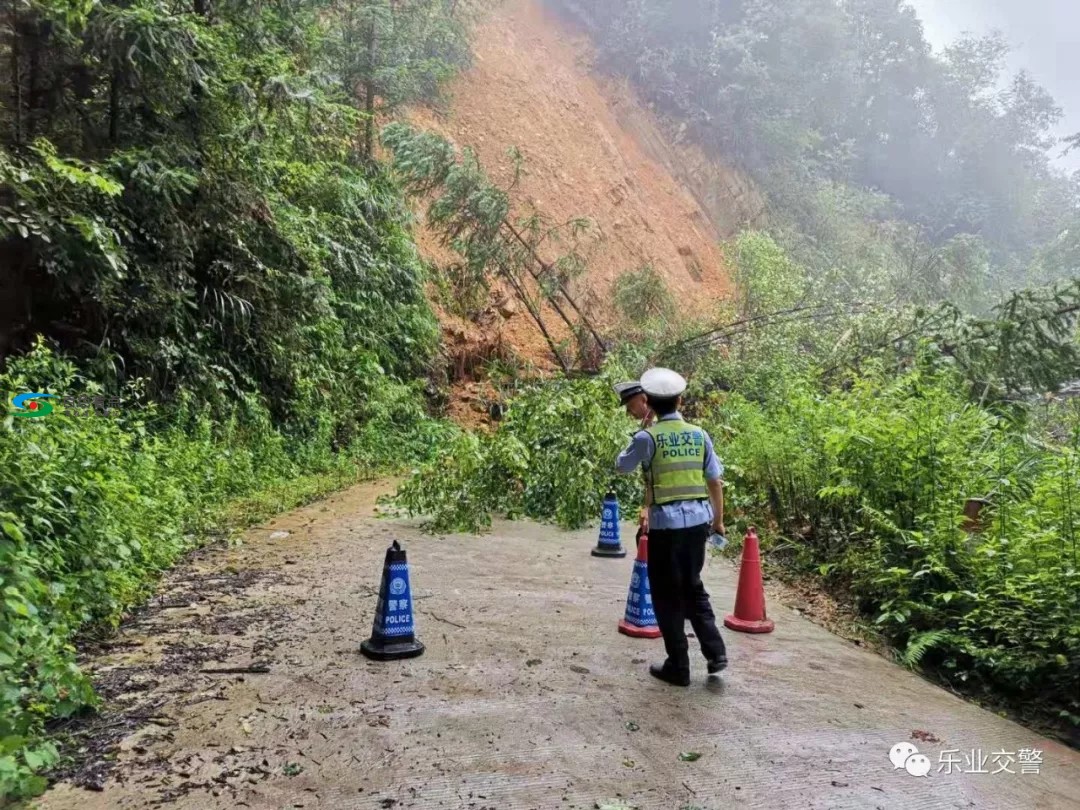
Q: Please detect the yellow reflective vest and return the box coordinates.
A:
[645,419,709,504]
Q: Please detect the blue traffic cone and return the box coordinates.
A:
[360,540,425,661]
[591,492,627,558]
[618,534,661,638]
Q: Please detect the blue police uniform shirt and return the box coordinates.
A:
[615,412,723,530]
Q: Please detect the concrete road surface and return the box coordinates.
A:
[37,483,1080,809]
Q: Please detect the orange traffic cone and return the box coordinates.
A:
[618,533,662,638]
[723,527,774,633]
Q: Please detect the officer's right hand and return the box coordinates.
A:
[711,516,726,537]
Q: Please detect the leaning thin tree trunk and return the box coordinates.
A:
[503,235,581,338]
[502,221,607,351]
[498,260,570,373]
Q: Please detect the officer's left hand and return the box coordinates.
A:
[711,516,726,537]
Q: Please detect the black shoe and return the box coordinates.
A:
[649,663,690,687]
[707,657,728,674]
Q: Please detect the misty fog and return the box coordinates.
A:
[911,0,1080,171]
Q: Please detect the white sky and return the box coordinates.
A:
[906,0,1080,171]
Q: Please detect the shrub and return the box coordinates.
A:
[709,361,1080,725]
[392,373,643,532]
[0,343,447,799]
[614,263,675,322]
[730,231,806,317]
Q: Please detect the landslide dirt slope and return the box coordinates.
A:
[412,0,764,405]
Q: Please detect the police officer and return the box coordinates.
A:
[615,367,728,686]
[613,380,654,542]
[613,380,652,429]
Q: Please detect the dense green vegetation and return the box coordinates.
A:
[719,363,1079,728]
[1,0,468,419]
[549,0,1080,308]
[1,0,470,799]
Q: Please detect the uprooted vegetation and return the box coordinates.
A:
[383,122,607,373]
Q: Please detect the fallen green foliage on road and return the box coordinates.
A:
[394,374,641,533]
[394,236,1080,740]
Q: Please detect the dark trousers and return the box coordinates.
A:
[647,523,727,674]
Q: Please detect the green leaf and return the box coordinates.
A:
[1,521,24,542]
[0,737,27,755]
[23,748,52,770]
[678,752,702,762]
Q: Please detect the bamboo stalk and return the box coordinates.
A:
[502,234,580,337]
[11,0,23,145]
[497,259,570,373]
[364,16,377,159]
[501,221,606,351]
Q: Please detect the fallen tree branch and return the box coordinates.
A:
[503,220,607,351]
[659,303,879,363]
[498,259,571,373]
[660,303,863,357]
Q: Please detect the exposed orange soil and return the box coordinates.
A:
[407,0,765,411]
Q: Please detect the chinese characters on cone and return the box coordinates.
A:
[592,492,627,558]
[360,540,425,661]
[618,534,662,638]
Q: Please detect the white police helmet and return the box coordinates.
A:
[640,368,687,398]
